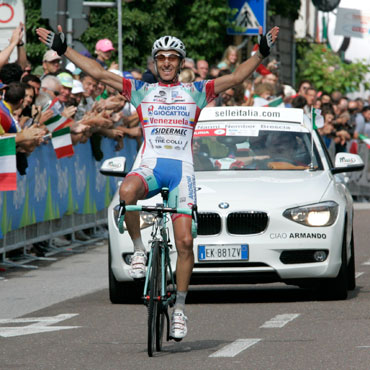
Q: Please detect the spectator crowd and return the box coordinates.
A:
[1,22,370,255]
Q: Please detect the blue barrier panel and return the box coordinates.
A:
[0,136,138,239]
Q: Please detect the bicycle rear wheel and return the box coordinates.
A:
[147,241,161,357]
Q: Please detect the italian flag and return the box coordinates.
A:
[44,114,73,133]
[264,96,284,107]
[51,127,74,159]
[358,134,370,148]
[312,108,324,130]
[0,135,16,191]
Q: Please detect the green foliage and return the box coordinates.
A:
[23,0,50,68]
[22,0,235,70]
[296,41,370,94]
[268,0,301,21]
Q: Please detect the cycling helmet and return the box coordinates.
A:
[152,36,186,59]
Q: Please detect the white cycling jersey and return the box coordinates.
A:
[122,79,217,164]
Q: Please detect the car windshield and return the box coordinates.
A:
[193,129,323,171]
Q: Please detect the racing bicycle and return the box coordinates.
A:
[117,188,197,357]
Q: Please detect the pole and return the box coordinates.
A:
[57,0,67,66]
[117,0,123,71]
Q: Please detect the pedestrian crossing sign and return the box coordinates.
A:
[227,0,266,35]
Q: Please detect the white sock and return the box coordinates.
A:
[133,237,146,253]
[174,291,187,313]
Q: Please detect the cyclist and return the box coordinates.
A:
[36,25,279,340]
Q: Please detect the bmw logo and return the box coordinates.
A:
[218,202,229,209]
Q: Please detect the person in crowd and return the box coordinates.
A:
[41,50,61,78]
[354,106,370,138]
[75,73,97,120]
[183,57,197,73]
[40,75,61,105]
[95,39,115,69]
[217,45,239,72]
[55,72,76,118]
[22,74,41,97]
[297,80,311,97]
[130,69,143,80]
[179,68,195,83]
[142,56,157,83]
[331,90,342,105]
[253,82,275,107]
[283,85,296,108]
[196,60,209,80]
[291,95,307,109]
[0,82,45,152]
[0,22,27,71]
[0,63,24,84]
[262,71,278,87]
[303,86,317,115]
[209,65,220,78]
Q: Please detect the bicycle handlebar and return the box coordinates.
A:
[124,204,192,216]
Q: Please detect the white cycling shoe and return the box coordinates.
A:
[170,310,188,341]
[129,251,147,279]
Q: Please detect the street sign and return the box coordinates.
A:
[227,0,266,35]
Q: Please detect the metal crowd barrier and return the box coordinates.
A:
[347,142,370,200]
[0,136,138,270]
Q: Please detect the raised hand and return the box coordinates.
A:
[258,26,279,58]
[36,25,67,56]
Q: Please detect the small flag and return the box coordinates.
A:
[264,96,284,107]
[44,114,72,133]
[312,108,324,129]
[0,135,17,191]
[358,134,370,148]
[51,126,74,159]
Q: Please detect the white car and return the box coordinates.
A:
[101,106,364,303]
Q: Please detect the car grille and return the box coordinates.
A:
[197,211,268,235]
[227,212,268,234]
[197,213,221,235]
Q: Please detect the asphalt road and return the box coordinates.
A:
[1,206,370,370]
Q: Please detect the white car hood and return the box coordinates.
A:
[195,170,332,210]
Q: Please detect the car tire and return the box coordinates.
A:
[108,240,141,304]
[317,229,348,301]
[347,230,356,291]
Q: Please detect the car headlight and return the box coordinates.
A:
[113,205,155,230]
[283,201,339,227]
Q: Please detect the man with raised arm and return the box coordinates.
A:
[36,25,279,340]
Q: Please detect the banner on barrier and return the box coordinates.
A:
[0,136,138,239]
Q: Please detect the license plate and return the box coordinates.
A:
[198,244,249,261]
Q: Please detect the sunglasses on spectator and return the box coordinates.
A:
[155,53,181,62]
[48,88,60,96]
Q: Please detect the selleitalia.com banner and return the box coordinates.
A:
[0,136,138,239]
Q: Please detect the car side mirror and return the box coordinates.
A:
[100,157,127,177]
[331,152,364,174]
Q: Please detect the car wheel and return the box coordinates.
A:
[347,230,356,291]
[108,240,142,304]
[317,229,348,300]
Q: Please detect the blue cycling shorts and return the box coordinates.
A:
[126,158,196,220]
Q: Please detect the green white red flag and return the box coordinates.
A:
[312,108,324,130]
[51,126,74,159]
[358,134,370,148]
[0,135,17,191]
[44,114,73,133]
[264,96,284,107]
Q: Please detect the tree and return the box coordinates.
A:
[296,41,370,94]
[23,0,235,71]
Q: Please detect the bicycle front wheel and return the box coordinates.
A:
[147,241,161,357]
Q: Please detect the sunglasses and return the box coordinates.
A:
[48,88,60,96]
[155,53,180,62]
